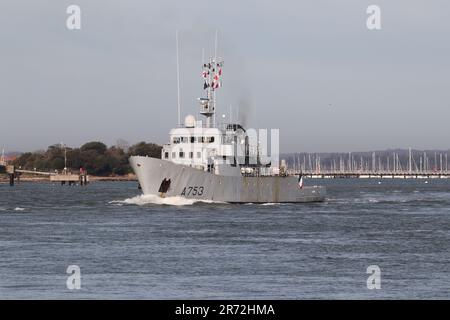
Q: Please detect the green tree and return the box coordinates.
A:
[80,141,107,155]
[128,142,162,158]
[12,141,161,176]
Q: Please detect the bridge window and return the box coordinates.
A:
[192,136,215,143]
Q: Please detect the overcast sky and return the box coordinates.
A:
[1,0,449,153]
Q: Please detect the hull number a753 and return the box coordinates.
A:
[181,186,204,196]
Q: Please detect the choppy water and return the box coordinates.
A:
[0,179,449,299]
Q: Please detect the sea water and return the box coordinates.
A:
[0,179,449,299]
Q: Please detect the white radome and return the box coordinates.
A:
[184,114,196,128]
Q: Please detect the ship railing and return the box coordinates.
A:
[175,122,243,130]
[240,167,279,177]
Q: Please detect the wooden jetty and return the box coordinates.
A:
[50,173,89,185]
[1,164,89,186]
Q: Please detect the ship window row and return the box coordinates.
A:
[168,151,202,159]
[172,136,215,144]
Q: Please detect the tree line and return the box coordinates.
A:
[12,141,162,176]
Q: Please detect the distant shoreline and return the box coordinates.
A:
[0,174,137,183]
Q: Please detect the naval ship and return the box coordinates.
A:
[130,56,326,203]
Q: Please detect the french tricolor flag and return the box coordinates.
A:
[298,174,303,189]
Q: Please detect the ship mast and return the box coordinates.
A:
[213,30,218,127]
[198,56,223,128]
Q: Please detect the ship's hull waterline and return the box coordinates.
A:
[130,156,326,203]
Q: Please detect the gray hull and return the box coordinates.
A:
[130,156,326,203]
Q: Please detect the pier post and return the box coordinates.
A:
[79,173,87,186]
[6,165,15,186]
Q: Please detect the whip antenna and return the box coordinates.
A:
[176,30,181,126]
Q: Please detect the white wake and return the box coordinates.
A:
[110,194,220,206]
